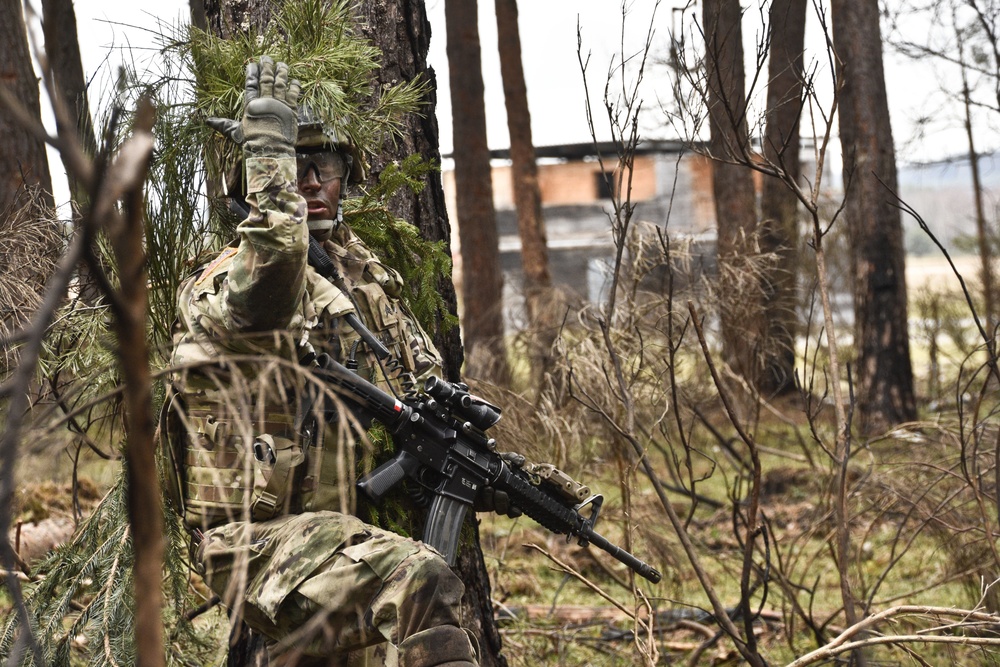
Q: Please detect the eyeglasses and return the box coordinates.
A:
[296,151,346,183]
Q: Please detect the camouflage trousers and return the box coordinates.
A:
[197,511,479,666]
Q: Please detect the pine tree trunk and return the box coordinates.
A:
[354,0,464,381]
[41,0,104,305]
[831,0,916,435]
[41,0,96,194]
[494,0,557,392]
[759,0,807,396]
[0,0,53,212]
[702,0,762,392]
[445,0,511,386]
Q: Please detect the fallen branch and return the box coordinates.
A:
[786,605,1000,667]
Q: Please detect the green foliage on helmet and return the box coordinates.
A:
[186,0,426,195]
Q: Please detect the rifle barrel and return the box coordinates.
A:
[584,528,662,584]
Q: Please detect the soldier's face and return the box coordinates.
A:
[296,153,342,222]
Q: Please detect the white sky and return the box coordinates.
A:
[62,0,673,155]
[35,1,1000,178]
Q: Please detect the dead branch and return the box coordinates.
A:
[785,605,1000,667]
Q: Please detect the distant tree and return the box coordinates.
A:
[41,0,96,199]
[831,0,917,434]
[41,0,105,306]
[759,0,807,396]
[0,0,53,212]
[445,0,511,385]
[955,7,999,335]
[702,0,764,390]
[494,0,556,387]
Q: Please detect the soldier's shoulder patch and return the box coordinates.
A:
[195,247,238,287]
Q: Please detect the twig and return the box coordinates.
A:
[523,543,637,621]
[686,301,767,657]
[786,605,1000,667]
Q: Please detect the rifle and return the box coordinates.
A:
[311,353,662,584]
[223,200,659,582]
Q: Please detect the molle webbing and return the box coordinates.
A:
[181,396,302,529]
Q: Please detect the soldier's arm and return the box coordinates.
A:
[222,157,308,332]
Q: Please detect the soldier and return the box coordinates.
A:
[161,56,479,667]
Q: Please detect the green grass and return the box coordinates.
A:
[471,388,1000,665]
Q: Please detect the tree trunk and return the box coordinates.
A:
[41,0,96,197]
[354,0,464,382]
[445,0,511,386]
[41,0,104,306]
[702,0,763,393]
[190,0,208,31]
[954,8,998,335]
[355,2,505,663]
[759,0,807,396]
[494,0,556,391]
[0,0,53,212]
[831,0,916,435]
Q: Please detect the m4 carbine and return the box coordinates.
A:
[311,354,662,584]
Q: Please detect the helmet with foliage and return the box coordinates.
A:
[221,104,368,202]
[296,105,367,184]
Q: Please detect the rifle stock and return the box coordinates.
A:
[315,355,662,584]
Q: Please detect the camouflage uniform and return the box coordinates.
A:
[164,155,478,666]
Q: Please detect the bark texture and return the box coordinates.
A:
[759,0,807,396]
[831,0,916,434]
[0,0,53,211]
[354,0,464,381]
[41,0,96,197]
[445,0,510,385]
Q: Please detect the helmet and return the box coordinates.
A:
[296,106,367,184]
[221,105,367,206]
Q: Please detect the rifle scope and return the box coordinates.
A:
[423,376,502,431]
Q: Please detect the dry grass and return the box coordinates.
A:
[0,190,62,373]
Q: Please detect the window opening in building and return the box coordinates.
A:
[595,171,617,199]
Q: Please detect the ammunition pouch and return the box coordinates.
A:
[335,279,439,390]
[162,384,309,531]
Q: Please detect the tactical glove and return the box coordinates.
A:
[207,56,301,159]
[475,486,522,519]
